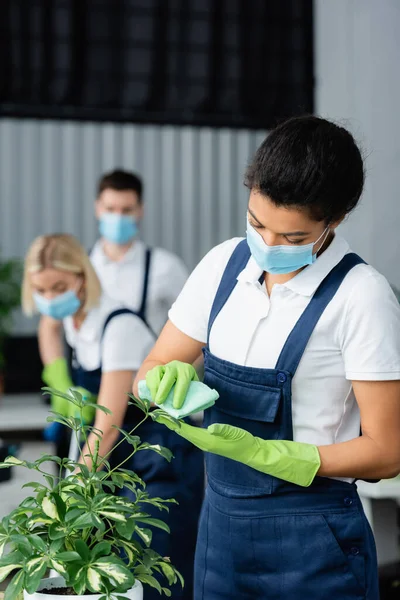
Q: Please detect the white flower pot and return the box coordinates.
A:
[24,576,143,600]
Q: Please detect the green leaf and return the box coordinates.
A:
[65,507,85,523]
[137,442,173,462]
[4,568,24,600]
[136,573,162,593]
[9,534,32,557]
[115,518,136,540]
[28,534,47,553]
[136,517,170,534]
[49,522,67,540]
[75,539,90,561]
[93,403,112,415]
[55,551,82,562]
[150,409,181,429]
[91,541,112,560]
[72,513,98,530]
[127,393,151,414]
[112,427,141,447]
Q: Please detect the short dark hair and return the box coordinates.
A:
[97,169,143,202]
[244,116,364,223]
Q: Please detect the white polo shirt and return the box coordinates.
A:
[90,240,188,335]
[63,294,155,373]
[169,235,400,449]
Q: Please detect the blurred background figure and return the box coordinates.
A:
[23,233,204,599]
[0,1,399,598]
[91,169,188,335]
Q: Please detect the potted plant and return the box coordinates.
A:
[0,254,22,395]
[0,389,183,599]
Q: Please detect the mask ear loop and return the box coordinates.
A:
[313,225,331,256]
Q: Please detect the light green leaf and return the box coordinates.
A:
[137,443,173,462]
[159,561,178,586]
[50,559,66,574]
[92,557,134,589]
[42,496,59,520]
[0,561,22,583]
[135,527,152,547]
[87,567,102,592]
[97,511,127,522]
[4,569,24,600]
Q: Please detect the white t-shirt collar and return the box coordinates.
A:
[237,235,350,297]
[91,238,144,267]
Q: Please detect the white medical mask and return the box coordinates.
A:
[246,219,330,274]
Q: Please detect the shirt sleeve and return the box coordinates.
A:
[339,268,400,380]
[168,238,243,343]
[101,314,155,373]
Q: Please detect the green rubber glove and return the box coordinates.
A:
[146,361,199,409]
[42,357,74,417]
[155,416,321,487]
[71,387,97,424]
[42,358,96,422]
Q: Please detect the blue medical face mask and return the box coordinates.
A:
[33,290,81,320]
[99,213,138,245]
[246,219,330,275]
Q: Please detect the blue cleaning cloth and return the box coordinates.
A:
[138,379,219,419]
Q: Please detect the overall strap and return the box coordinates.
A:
[207,240,251,343]
[138,248,152,321]
[275,253,366,375]
[101,308,139,341]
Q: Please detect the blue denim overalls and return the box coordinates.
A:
[195,240,378,600]
[72,249,204,600]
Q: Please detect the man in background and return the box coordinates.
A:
[91,169,188,336]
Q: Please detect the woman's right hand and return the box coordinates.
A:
[146,360,199,409]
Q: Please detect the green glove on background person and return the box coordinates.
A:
[155,416,321,488]
[146,360,199,408]
[42,357,75,417]
[42,357,96,422]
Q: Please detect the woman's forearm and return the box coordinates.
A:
[318,434,400,480]
[38,316,64,365]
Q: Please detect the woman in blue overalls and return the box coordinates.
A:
[22,233,204,600]
[134,116,400,599]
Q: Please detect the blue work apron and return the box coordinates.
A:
[195,240,379,600]
[72,249,204,600]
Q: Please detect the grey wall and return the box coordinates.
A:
[315,0,400,287]
[0,119,265,334]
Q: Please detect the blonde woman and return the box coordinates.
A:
[22,234,204,600]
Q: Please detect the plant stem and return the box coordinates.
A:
[98,413,150,472]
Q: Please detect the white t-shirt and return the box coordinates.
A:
[63,294,155,373]
[169,235,400,449]
[90,240,188,335]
